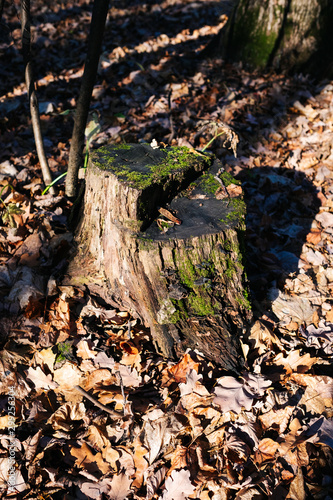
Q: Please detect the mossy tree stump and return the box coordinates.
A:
[67,144,252,371]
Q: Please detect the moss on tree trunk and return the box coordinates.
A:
[224,0,333,76]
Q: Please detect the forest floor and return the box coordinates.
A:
[0,0,332,499]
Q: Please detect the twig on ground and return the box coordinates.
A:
[75,385,124,418]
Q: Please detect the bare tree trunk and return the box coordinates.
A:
[21,0,55,195]
[223,0,333,77]
[66,0,110,198]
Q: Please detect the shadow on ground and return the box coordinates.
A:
[238,165,321,318]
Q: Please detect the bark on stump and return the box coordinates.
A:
[67,144,252,371]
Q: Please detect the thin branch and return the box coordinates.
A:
[75,385,124,418]
[0,0,5,23]
[21,0,55,195]
[66,0,110,198]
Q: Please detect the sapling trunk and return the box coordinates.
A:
[66,0,110,198]
[21,0,55,195]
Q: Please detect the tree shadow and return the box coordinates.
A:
[237,164,321,319]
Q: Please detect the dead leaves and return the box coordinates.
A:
[1,1,333,498]
[213,374,271,414]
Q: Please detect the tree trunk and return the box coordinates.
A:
[65,144,252,371]
[223,0,333,77]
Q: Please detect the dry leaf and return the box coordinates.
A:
[53,362,82,389]
[70,441,111,475]
[274,350,318,375]
[213,374,271,414]
[179,369,209,397]
[248,320,283,354]
[259,406,295,433]
[257,438,279,460]
[26,366,58,390]
[160,469,195,500]
[107,472,133,500]
[48,402,87,431]
[76,339,97,360]
[132,439,149,489]
[158,207,181,224]
[84,368,116,391]
[169,445,188,474]
[161,353,199,387]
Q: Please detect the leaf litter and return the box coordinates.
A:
[0,0,333,498]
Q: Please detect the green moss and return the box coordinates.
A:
[220,198,246,225]
[225,256,237,279]
[169,308,182,324]
[138,236,155,251]
[229,198,246,218]
[236,294,251,311]
[91,144,212,191]
[199,173,221,195]
[219,171,240,187]
[178,260,196,288]
[188,293,215,316]
[231,2,282,68]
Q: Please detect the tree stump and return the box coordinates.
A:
[66,144,252,371]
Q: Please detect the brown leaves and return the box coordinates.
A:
[1,1,333,498]
[161,353,199,387]
[70,442,112,475]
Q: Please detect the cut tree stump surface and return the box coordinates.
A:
[66,144,252,371]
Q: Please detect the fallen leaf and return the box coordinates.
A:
[248,320,283,354]
[257,438,279,460]
[48,402,87,431]
[162,354,199,387]
[273,350,318,375]
[213,374,271,414]
[269,289,316,325]
[315,211,333,228]
[70,441,111,475]
[26,366,58,390]
[161,469,195,500]
[107,472,133,500]
[53,362,82,390]
[259,406,295,433]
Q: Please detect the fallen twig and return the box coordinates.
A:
[75,385,124,418]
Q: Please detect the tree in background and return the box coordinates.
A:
[222,0,333,77]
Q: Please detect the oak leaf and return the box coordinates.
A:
[160,469,195,500]
[26,366,58,390]
[70,441,111,475]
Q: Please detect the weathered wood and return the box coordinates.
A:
[66,144,252,370]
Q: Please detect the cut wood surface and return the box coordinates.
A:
[66,143,252,370]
